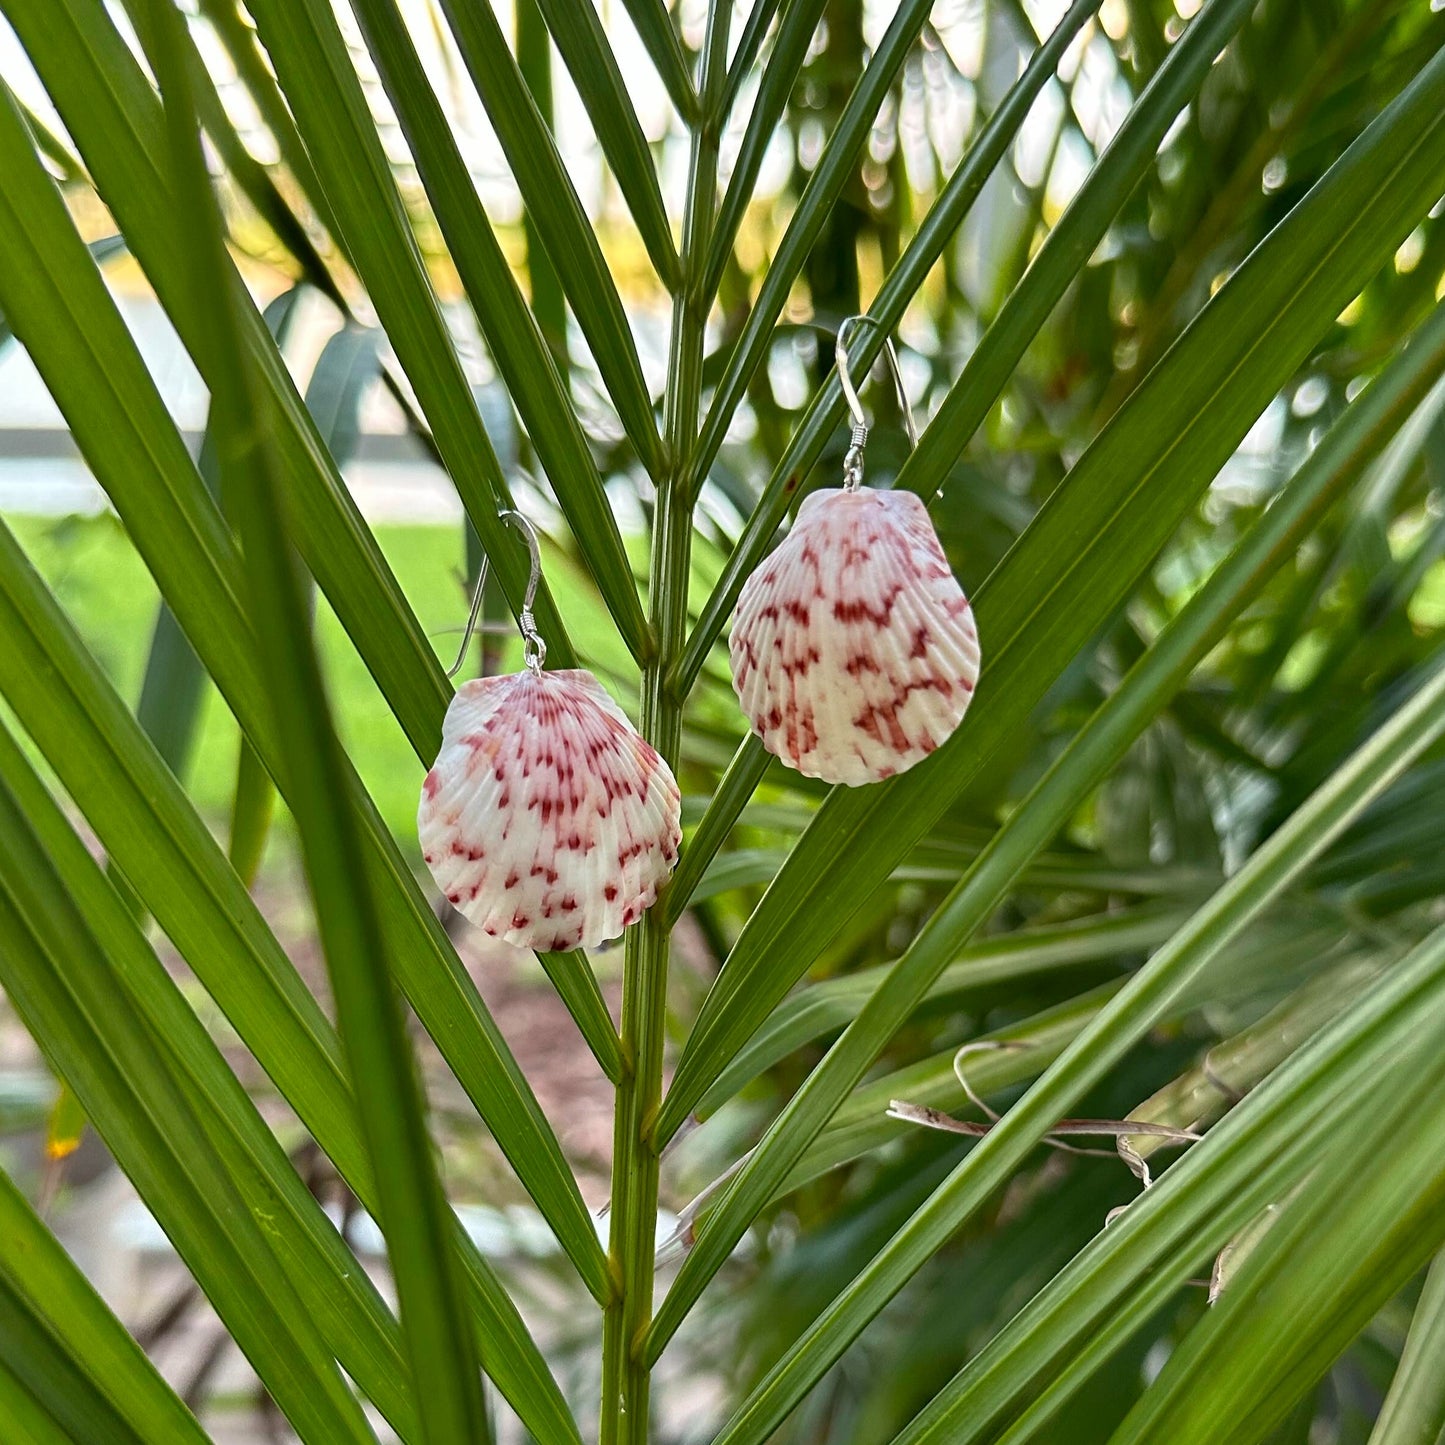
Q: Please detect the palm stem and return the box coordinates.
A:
[600,483,691,1445]
[599,7,729,1442]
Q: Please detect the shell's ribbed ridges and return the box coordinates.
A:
[418,670,681,952]
[730,488,980,786]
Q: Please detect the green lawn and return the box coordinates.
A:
[3,512,640,858]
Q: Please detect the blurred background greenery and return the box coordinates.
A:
[3,0,1445,1440]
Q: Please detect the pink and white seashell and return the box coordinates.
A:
[730,487,980,787]
[418,669,681,952]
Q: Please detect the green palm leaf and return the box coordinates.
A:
[0,721,417,1439]
[1106,1054,1445,1444]
[3,0,454,756]
[658,45,1445,1145]
[1,1,1442,1440]
[0,770,377,1442]
[650,289,1445,1350]
[345,0,652,658]
[1368,1253,1445,1445]
[0,1167,206,1443]
[0,1358,76,1445]
[0,63,610,1309]
[616,0,696,121]
[706,640,1445,1445]
[434,0,667,478]
[146,6,491,1428]
[891,922,1445,1445]
[676,0,1097,690]
[531,0,679,288]
[133,288,304,790]
[236,0,589,660]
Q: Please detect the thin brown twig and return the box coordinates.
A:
[884,1099,1202,1146]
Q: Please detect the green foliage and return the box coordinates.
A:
[0,0,1443,1442]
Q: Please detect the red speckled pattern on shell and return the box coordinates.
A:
[730,487,981,786]
[418,669,681,952]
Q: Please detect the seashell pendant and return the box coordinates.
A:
[730,487,980,786]
[419,669,682,952]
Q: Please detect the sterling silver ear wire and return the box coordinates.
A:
[502,509,547,674]
[446,551,491,679]
[835,314,921,492]
[445,508,547,678]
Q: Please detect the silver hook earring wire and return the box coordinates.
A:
[444,507,547,679]
[501,508,547,674]
[835,315,920,492]
[445,551,490,679]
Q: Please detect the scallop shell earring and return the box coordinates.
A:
[729,316,981,786]
[419,510,681,953]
